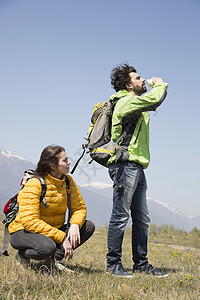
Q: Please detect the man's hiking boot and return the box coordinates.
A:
[15,251,30,269]
[133,263,168,278]
[106,263,133,278]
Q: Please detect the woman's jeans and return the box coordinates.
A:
[10,220,95,261]
[107,162,150,268]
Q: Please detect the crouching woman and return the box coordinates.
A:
[8,145,95,270]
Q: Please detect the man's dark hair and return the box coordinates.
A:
[111,63,137,92]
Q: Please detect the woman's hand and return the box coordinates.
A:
[62,236,73,260]
[67,224,80,248]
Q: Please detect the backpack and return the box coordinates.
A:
[87,99,120,167]
[70,97,133,173]
[0,169,71,257]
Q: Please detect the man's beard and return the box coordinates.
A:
[134,85,147,96]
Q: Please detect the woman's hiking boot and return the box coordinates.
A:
[15,251,30,269]
[44,257,74,273]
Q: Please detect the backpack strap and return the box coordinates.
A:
[64,175,71,227]
[0,225,9,256]
[70,144,87,174]
[20,173,49,208]
[36,177,49,208]
[115,121,134,163]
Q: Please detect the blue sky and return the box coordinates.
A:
[0,0,200,217]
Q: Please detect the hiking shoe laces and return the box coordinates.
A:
[15,251,30,269]
[106,263,133,278]
[133,263,168,278]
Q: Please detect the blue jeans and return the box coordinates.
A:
[107,161,150,268]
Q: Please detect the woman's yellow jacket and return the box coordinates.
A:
[8,174,86,244]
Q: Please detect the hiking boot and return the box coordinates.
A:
[133,263,168,278]
[15,251,30,269]
[55,260,74,273]
[44,257,56,270]
[44,257,73,273]
[106,263,133,278]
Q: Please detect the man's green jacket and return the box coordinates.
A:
[107,83,167,169]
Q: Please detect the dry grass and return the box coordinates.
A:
[0,224,199,300]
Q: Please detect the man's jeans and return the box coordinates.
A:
[107,161,150,268]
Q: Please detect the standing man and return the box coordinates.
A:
[106,63,168,278]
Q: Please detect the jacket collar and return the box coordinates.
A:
[46,173,65,186]
[109,89,131,102]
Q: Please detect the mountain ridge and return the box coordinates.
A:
[0,147,36,208]
[79,182,200,232]
[0,147,199,232]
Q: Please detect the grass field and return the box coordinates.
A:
[0,224,199,300]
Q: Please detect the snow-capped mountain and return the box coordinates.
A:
[0,148,26,161]
[0,147,35,210]
[81,182,112,189]
[151,198,181,214]
[80,182,113,199]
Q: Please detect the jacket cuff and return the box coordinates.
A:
[56,230,66,244]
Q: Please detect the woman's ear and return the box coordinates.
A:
[49,163,55,170]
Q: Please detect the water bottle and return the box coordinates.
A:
[147,78,168,88]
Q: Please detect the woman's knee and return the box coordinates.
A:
[79,220,95,244]
[36,237,57,257]
[85,220,95,236]
[10,231,57,258]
